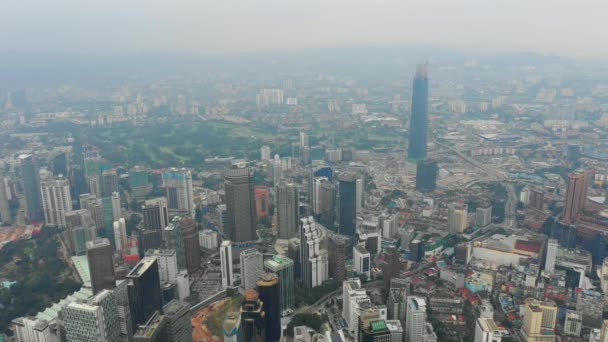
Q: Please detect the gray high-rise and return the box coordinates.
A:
[127,257,163,330]
[338,172,357,238]
[87,238,115,294]
[0,169,11,224]
[20,154,42,221]
[277,180,299,239]
[408,64,429,161]
[224,162,257,242]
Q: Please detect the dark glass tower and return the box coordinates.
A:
[256,273,281,342]
[127,257,163,330]
[86,238,115,294]
[338,172,357,238]
[240,289,266,342]
[408,64,429,161]
[20,154,42,221]
[224,162,257,242]
[415,159,437,193]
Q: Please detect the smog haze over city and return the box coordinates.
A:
[2,1,608,342]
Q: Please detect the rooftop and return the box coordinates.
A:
[127,257,157,278]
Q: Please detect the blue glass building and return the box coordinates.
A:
[408,64,429,161]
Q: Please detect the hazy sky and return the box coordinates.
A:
[1,0,606,59]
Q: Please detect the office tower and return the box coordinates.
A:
[224,162,257,242]
[257,273,281,342]
[0,169,11,224]
[520,298,557,342]
[529,188,544,211]
[40,175,72,227]
[386,320,404,342]
[103,197,115,243]
[415,159,437,193]
[101,169,119,198]
[356,177,364,213]
[176,270,190,302]
[260,146,271,161]
[408,64,429,161]
[383,246,401,288]
[254,186,270,219]
[448,203,468,234]
[223,312,241,342]
[545,239,558,273]
[162,300,192,342]
[129,166,150,201]
[410,239,425,262]
[80,193,104,231]
[387,288,407,321]
[87,238,116,294]
[564,310,582,337]
[264,255,295,316]
[475,206,492,227]
[354,245,371,279]
[90,289,122,341]
[143,197,169,232]
[62,302,110,341]
[312,176,328,215]
[162,168,195,218]
[405,296,427,342]
[53,152,68,177]
[164,216,199,273]
[114,218,128,253]
[277,180,299,239]
[361,319,391,342]
[66,209,96,255]
[12,317,55,342]
[140,229,162,251]
[342,278,366,330]
[240,289,266,342]
[20,154,42,221]
[133,312,167,342]
[319,180,334,227]
[199,229,219,250]
[127,257,164,329]
[240,248,264,290]
[563,170,592,224]
[379,214,398,240]
[145,249,178,285]
[338,172,357,238]
[87,175,102,198]
[111,191,121,221]
[328,234,348,282]
[220,240,235,287]
[475,318,502,342]
[70,165,88,202]
[300,216,329,288]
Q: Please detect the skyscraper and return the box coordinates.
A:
[145,249,178,285]
[87,238,116,294]
[79,193,104,232]
[319,180,334,227]
[127,257,164,329]
[408,64,429,161]
[20,154,42,221]
[143,197,169,231]
[162,300,193,342]
[224,162,257,242]
[40,175,72,228]
[240,289,266,342]
[405,296,426,342]
[164,216,196,272]
[448,203,468,234]
[161,168,195,218]
[220,240,235,288]
[545,239,559,273]
[383,246,401,289]
[52,152,68,177]
[66,209,96,255]
[129,166,150,201]
[300,216,329,289]
[256,273,281,342]
[0,169,11,224]
[328,234,348,282]
[415,159,437,193]
[101,169,119,198]
[520,298,557,342]
[475,206,492,227]
[338,172,357,238]
[62,302,111,342]
[113,218,127,254]
[180,216,200,274]
[240,248,264,290]
[133,312,167,342]
[264,255,295,316]
[277,180,299,239]
[563,170,592,224]
[111,191,121,221]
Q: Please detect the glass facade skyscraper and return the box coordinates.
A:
[408,64,429,161]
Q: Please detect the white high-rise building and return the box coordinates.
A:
[448,203,468,234]
[406,296,426,342]
[300,216,329,288]
[475,206,492,227]
[545,239,559,273]
[62,302,108,342]
[162,168,195,218]
[312,177,328,215]
[261,146,271,161]
[220,240,234,288]
[199,229,219,250]
[240,248,264,290]
[380,214,398,239]
[111,191,121,221]
[342,278,367,332]
[354,245,371,278]
[475,318,502,342]
[113,218,127,254]
[12,317,56,342]
[176,270,190,302]
[356,178,364,212]
[145,249,178,284]
[40,176,72,227]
